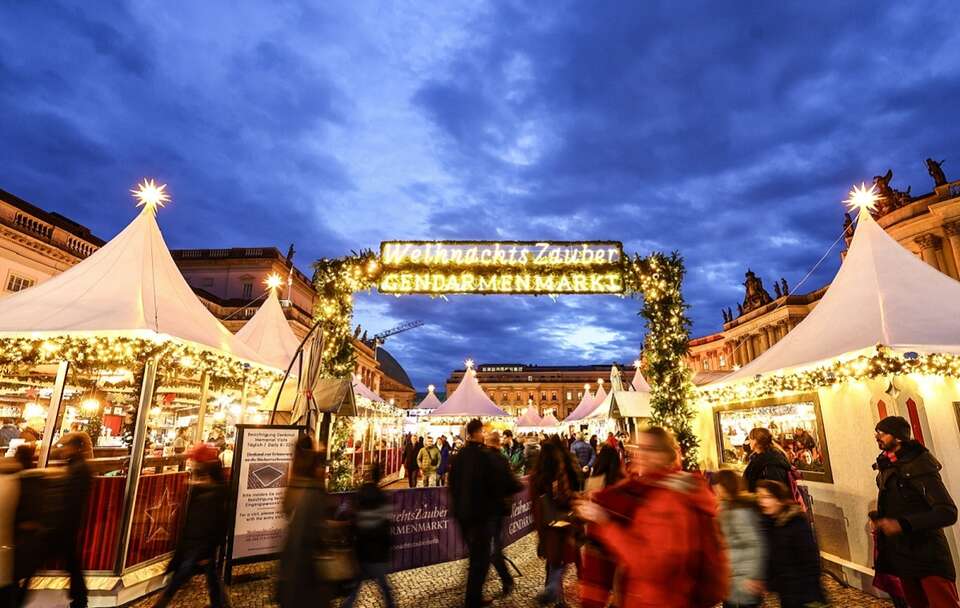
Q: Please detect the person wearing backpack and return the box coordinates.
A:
[743,427,791,493]
[574,426,729,608]
[871,416,959,608]
[756,480,826,608]
[712,469,766,608]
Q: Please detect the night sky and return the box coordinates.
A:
[3,2,960,390]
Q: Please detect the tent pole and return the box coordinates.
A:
[270,318,321,423]
[194,371,210,443]
[38,360,70,468]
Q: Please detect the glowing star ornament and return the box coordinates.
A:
[464,358,475,370]
[845,182,879,214]
[131,178,170,212]
[264,273,284,290]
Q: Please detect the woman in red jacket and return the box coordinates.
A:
[574,427,728,608]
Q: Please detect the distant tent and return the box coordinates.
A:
[236,288,301,369]
[516,404,543,428]
[564,387,595,422]
[540,412,561,428]
[419,385,443,410]
[426,368,508,417]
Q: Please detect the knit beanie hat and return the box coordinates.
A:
[876,416,912,442]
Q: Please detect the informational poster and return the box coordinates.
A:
[227,425,302,567]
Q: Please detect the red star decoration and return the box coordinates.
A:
[144,488,179,544]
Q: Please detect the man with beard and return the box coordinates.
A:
[870,416,960,607]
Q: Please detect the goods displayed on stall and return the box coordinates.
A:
[0,182,283,586]
[698,188,960,579]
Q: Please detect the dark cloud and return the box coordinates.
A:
[3,1,960,388]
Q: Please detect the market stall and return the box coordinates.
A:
[583,366,652,440]
[515,403,543,432]
[424,362,510,437]
[698,196,960,589]
[0,184,282,592]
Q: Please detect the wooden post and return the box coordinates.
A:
[38,360,70,468]
[194,371,210,443]
[116,358,158,573]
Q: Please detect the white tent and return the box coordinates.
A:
[632,369,652,393]
[426,368,508,417]
[353,375,386,404]
[716,204,960,386]
[516,404,544,428]
[236,288,301,370]
[540,412,561,428]
[585,366,652,420]
[0,203,268,366]
[419,385,443,410]
[563,387,595,422]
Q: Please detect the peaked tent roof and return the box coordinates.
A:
[236,289,301,369]
[0,206,268,366]
[419,387,443,410]
[564,388,596,422]
[426,369,508,417]
[541,413,561,427]
[719,206,960,385]
[353,376,385,403]
[632,370,652,393]
[516,405,543,428]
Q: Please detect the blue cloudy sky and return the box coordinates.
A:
[3,2,960,389]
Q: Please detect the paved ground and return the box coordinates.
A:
[129,533,892,607]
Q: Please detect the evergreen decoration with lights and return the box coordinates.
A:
[327,415,354,492]
[700,345,960,404]
[313,245,699,470]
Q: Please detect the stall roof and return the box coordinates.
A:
[563,387,596,422]
[632,370,652,393]
[236,288,301,369]
[541,412,561,427]
[516,404,544,428]
[0,204,268,366]
[718,205,960,385]
[584,389,651,420]
[353,376,385,403]
[419,386,443,410]
[426,368,508,417]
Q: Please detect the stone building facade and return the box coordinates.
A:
[446,363,638,419]
[0,188,104,297]
[688,160,960,373]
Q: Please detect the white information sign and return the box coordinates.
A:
[230,426,301,560]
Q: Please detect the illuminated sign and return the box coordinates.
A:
[377,241,625,295]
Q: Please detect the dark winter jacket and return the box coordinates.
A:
[57,455,92,540]
[488,447,523,517]
[402,440,420,471]
[437,442,451,476]
[167,480,228,573]
[743,448,791,492]
[448,441,518,525]
[764,504,826,606]
[278,478,332,608]
[872,441,958,580]
[352,481,392,564]
[570,439,596,469]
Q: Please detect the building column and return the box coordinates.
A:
[744,335,756,362]
[758,328,770,353]
[914,234,943,272]
[943,222,960,281]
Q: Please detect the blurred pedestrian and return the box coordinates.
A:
[523,433,541,474]
[570,433,596,484]
[0,459,19,607]
[870,416,959,608]
[584,444,623,495]
[578,444,624,608]
[278,437,332,608]
[0,419,19,448]
[530,440,579,606]
[756,480,825,608]
[153,443,230,608]
[743,427,790,492]
[501,430,524,474]
[588,434,598,455]
[486,432,523,599]
[712,469,765,608]
[449,419,514,608]
[417,436,440,487]
[436,435,451,486]
[574,427,728,608]
[343,463,395,608]
[401,434,419,488]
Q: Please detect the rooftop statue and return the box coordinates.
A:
[741,269,773,314]
[927,158,947,187]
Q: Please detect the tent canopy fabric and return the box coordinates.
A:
[418,387,443,410]
[540,413,561,427]
[426,369,508,417]
[585,390,651,420]
[0,206,268,366]
[564,388,596,422]
[236,288,302,369]
[516,405,543,428]
[718,207,960,386]
[353,376,385,403]
[632,370,652,393]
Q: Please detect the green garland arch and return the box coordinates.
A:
[312,248,699,469]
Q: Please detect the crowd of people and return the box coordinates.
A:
[1,413,957,608]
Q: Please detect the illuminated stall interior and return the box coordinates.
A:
[698,188,960,589]
[0,183,281,586]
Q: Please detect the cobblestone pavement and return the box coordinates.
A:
[129,533,892,607]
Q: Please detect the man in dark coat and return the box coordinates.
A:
[871,416,960,608]
[401,435,420,488]
[448,419,518,608]
[153,444,230,608]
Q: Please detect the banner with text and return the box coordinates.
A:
[335,481,534,572]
